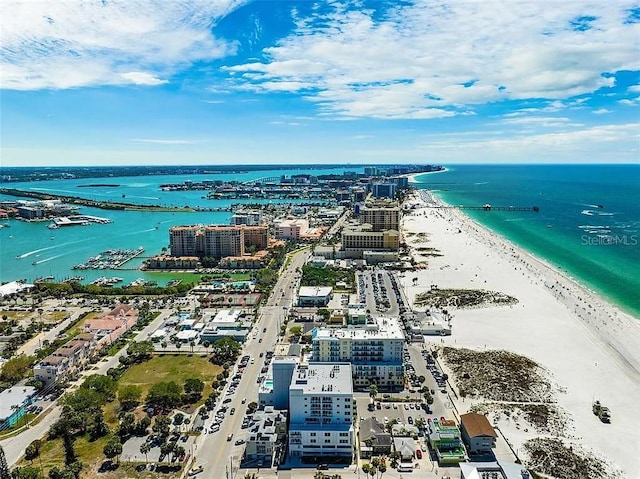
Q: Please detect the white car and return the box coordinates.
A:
[188,466,203,476]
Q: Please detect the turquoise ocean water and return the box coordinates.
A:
[413,165,640,318]
[0,167,363,286]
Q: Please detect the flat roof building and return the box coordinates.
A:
[297,286,333,307]
[0,386,37,430]
[312,317,404,390]
[289,362,355,459]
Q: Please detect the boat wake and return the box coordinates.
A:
[581,210,595,216]
[32,253,68,265]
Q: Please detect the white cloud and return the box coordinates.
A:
[121,72,167,86]
[592,108,611,114]
[619,97,640,105]
[0,0,248,90]
[226,1,640,119]
[628,84,640,93]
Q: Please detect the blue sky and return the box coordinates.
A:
[1,0,639,166]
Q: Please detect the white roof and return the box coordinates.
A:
[176,330,199,340]
[151,329,167,338]
[213,309,242,323]
[0,386,37,420]
[314,317,404,341]
[298,286,333,298]
[290,363,353,395]
[0,281,34,297]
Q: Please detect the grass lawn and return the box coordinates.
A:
[17,356,218,477]
[0,310,32,321]
[20,432,111,478]
[118,355,222,406]
[43,311,68,323]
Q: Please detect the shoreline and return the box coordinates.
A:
[407,167,448,183]
[401,190,640,477]
[431,187,639,321]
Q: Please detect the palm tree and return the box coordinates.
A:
[369,384,378,402]
[139,442,150,464]
[161,341,167,351]
[189,340,195,354]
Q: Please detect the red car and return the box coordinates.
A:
[416,449,423,459]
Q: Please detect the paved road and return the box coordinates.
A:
[1,309,173,467]
[192,247,310,479]
[16,307,86,357]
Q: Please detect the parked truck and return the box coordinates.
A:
[592,400,611,423]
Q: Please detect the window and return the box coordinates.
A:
[324,432,331,437]
[310,432,316,436]
[324,439,331,443]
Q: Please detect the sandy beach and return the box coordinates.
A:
[400,190,640,478]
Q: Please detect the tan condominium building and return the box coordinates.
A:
[359,201,401,232]
[202,225,244,259]
[341,225,400,259]
[169,225,269,259]
[240,225,269,251]
[169,226,200,257]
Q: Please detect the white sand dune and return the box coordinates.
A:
[401,191,640,477]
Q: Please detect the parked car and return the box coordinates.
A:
[188,465,203,476]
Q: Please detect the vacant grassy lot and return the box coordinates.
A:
[19,355,220,477]
[118,355,221,404]
[0,310,32,321]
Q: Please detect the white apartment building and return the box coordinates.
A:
[276,219,309,240]
[311,317,404,390]
[288,363,355,459]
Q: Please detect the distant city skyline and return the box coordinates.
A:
[1,1,639,167]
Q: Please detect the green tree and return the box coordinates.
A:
[48,466,74,479]
[184,378,204,402]
[147,381,182,409]
[62,431,76,466]
[173,413,185,426]
[12,466,42,479]
[152,415,172,437]
[139,442,151,463]
[118,385,142,410]
[0,355,36,384]
[89,412,109,440]
[103,437,123,464]
[127,341,154,362]
[24,440,41,461]
[369,384,378,401]
[82,375,117,401]
[160,442,174,463]
[209,337,241,365]
[247,401,258,414]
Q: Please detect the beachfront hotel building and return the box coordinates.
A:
[288,363,355,459]
[341,224,400,259]
[359,199,401,231]
[311,317,404,390]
